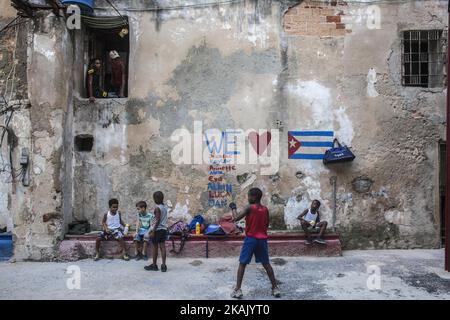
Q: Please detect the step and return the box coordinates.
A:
[58,232,342,261]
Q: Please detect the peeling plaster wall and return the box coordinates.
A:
[68,0,447,250]
[2,0,449,259]
[1,9,74,260]
[73,0,287,229]
[0,2,26,233]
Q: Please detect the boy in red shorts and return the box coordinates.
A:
[229,187,281,299]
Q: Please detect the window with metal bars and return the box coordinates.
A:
[402,30,447,88]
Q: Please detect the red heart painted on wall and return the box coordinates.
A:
[248,131,272,155]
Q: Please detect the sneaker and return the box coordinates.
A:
[305,238,313,245]
[231,288,243,299]
[144,264,159,271]
[314,238,327,245]
[122,254,130,261]
[94,253,101,261]
[135,254,142,261]
[272,287,281,298]
[161,264,167,272]
[142,255,148,261]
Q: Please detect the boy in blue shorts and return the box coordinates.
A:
[229,187,281,299]
[134,201,154,260]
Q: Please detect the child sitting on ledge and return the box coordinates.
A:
[297,199,328,245]
[94,198,130,261]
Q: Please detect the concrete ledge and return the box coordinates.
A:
[58,232,342,261]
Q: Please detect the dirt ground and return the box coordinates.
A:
[1,249,450,300]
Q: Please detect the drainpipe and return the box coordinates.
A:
[445,0,450,272]
[330,176,337,232]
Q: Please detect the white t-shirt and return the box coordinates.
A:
[304,209,318,223]
[106,211,121,229]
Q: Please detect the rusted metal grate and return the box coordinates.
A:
[401,29,447,88]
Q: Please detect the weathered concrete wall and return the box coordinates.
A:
[1,7,74,259]
[280,0,447,249]
[0,0,16,18]
[0,0,25,233]
[0,2,14,232]
[73,0,288,230]
[69,0,447,250]
[2,0,449,260]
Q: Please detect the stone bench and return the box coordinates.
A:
[57,231,342,261]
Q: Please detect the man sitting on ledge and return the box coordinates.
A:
[297,200,327,245]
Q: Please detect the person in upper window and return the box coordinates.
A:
[109,50,126,98]
[87,58,106,103]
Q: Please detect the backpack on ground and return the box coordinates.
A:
[187,214,205,231]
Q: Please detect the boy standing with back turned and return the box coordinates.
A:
[144,191,168,272]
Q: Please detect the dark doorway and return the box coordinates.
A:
[439,141,446,246]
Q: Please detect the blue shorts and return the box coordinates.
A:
[133,228,150,242]
[239,236,269,265]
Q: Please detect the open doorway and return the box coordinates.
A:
[439,141,446,246]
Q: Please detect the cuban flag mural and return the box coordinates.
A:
[288,131,334,160]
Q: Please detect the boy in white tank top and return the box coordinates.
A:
[94,198,130,261]
[297,200,328,245]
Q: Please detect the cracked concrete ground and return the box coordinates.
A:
[0,249,449,300]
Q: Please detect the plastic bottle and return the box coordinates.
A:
[124,224,129,235]
[195,222,200,235]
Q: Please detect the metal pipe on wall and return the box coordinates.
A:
[445,1,450,272]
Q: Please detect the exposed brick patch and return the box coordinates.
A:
[283,0,351,37]
[326,15,341,23]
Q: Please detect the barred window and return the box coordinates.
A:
[402,30,447,88]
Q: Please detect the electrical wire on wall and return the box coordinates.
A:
[94,0,245,12]
[0,17,23,184]
[92,0,416,12]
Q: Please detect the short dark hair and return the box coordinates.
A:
[312,199,321,206]
[153,191,164,203]
[136,201,147,208]
[89,58,101,68]
[109,198,119,207]
[248,188,263,201]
